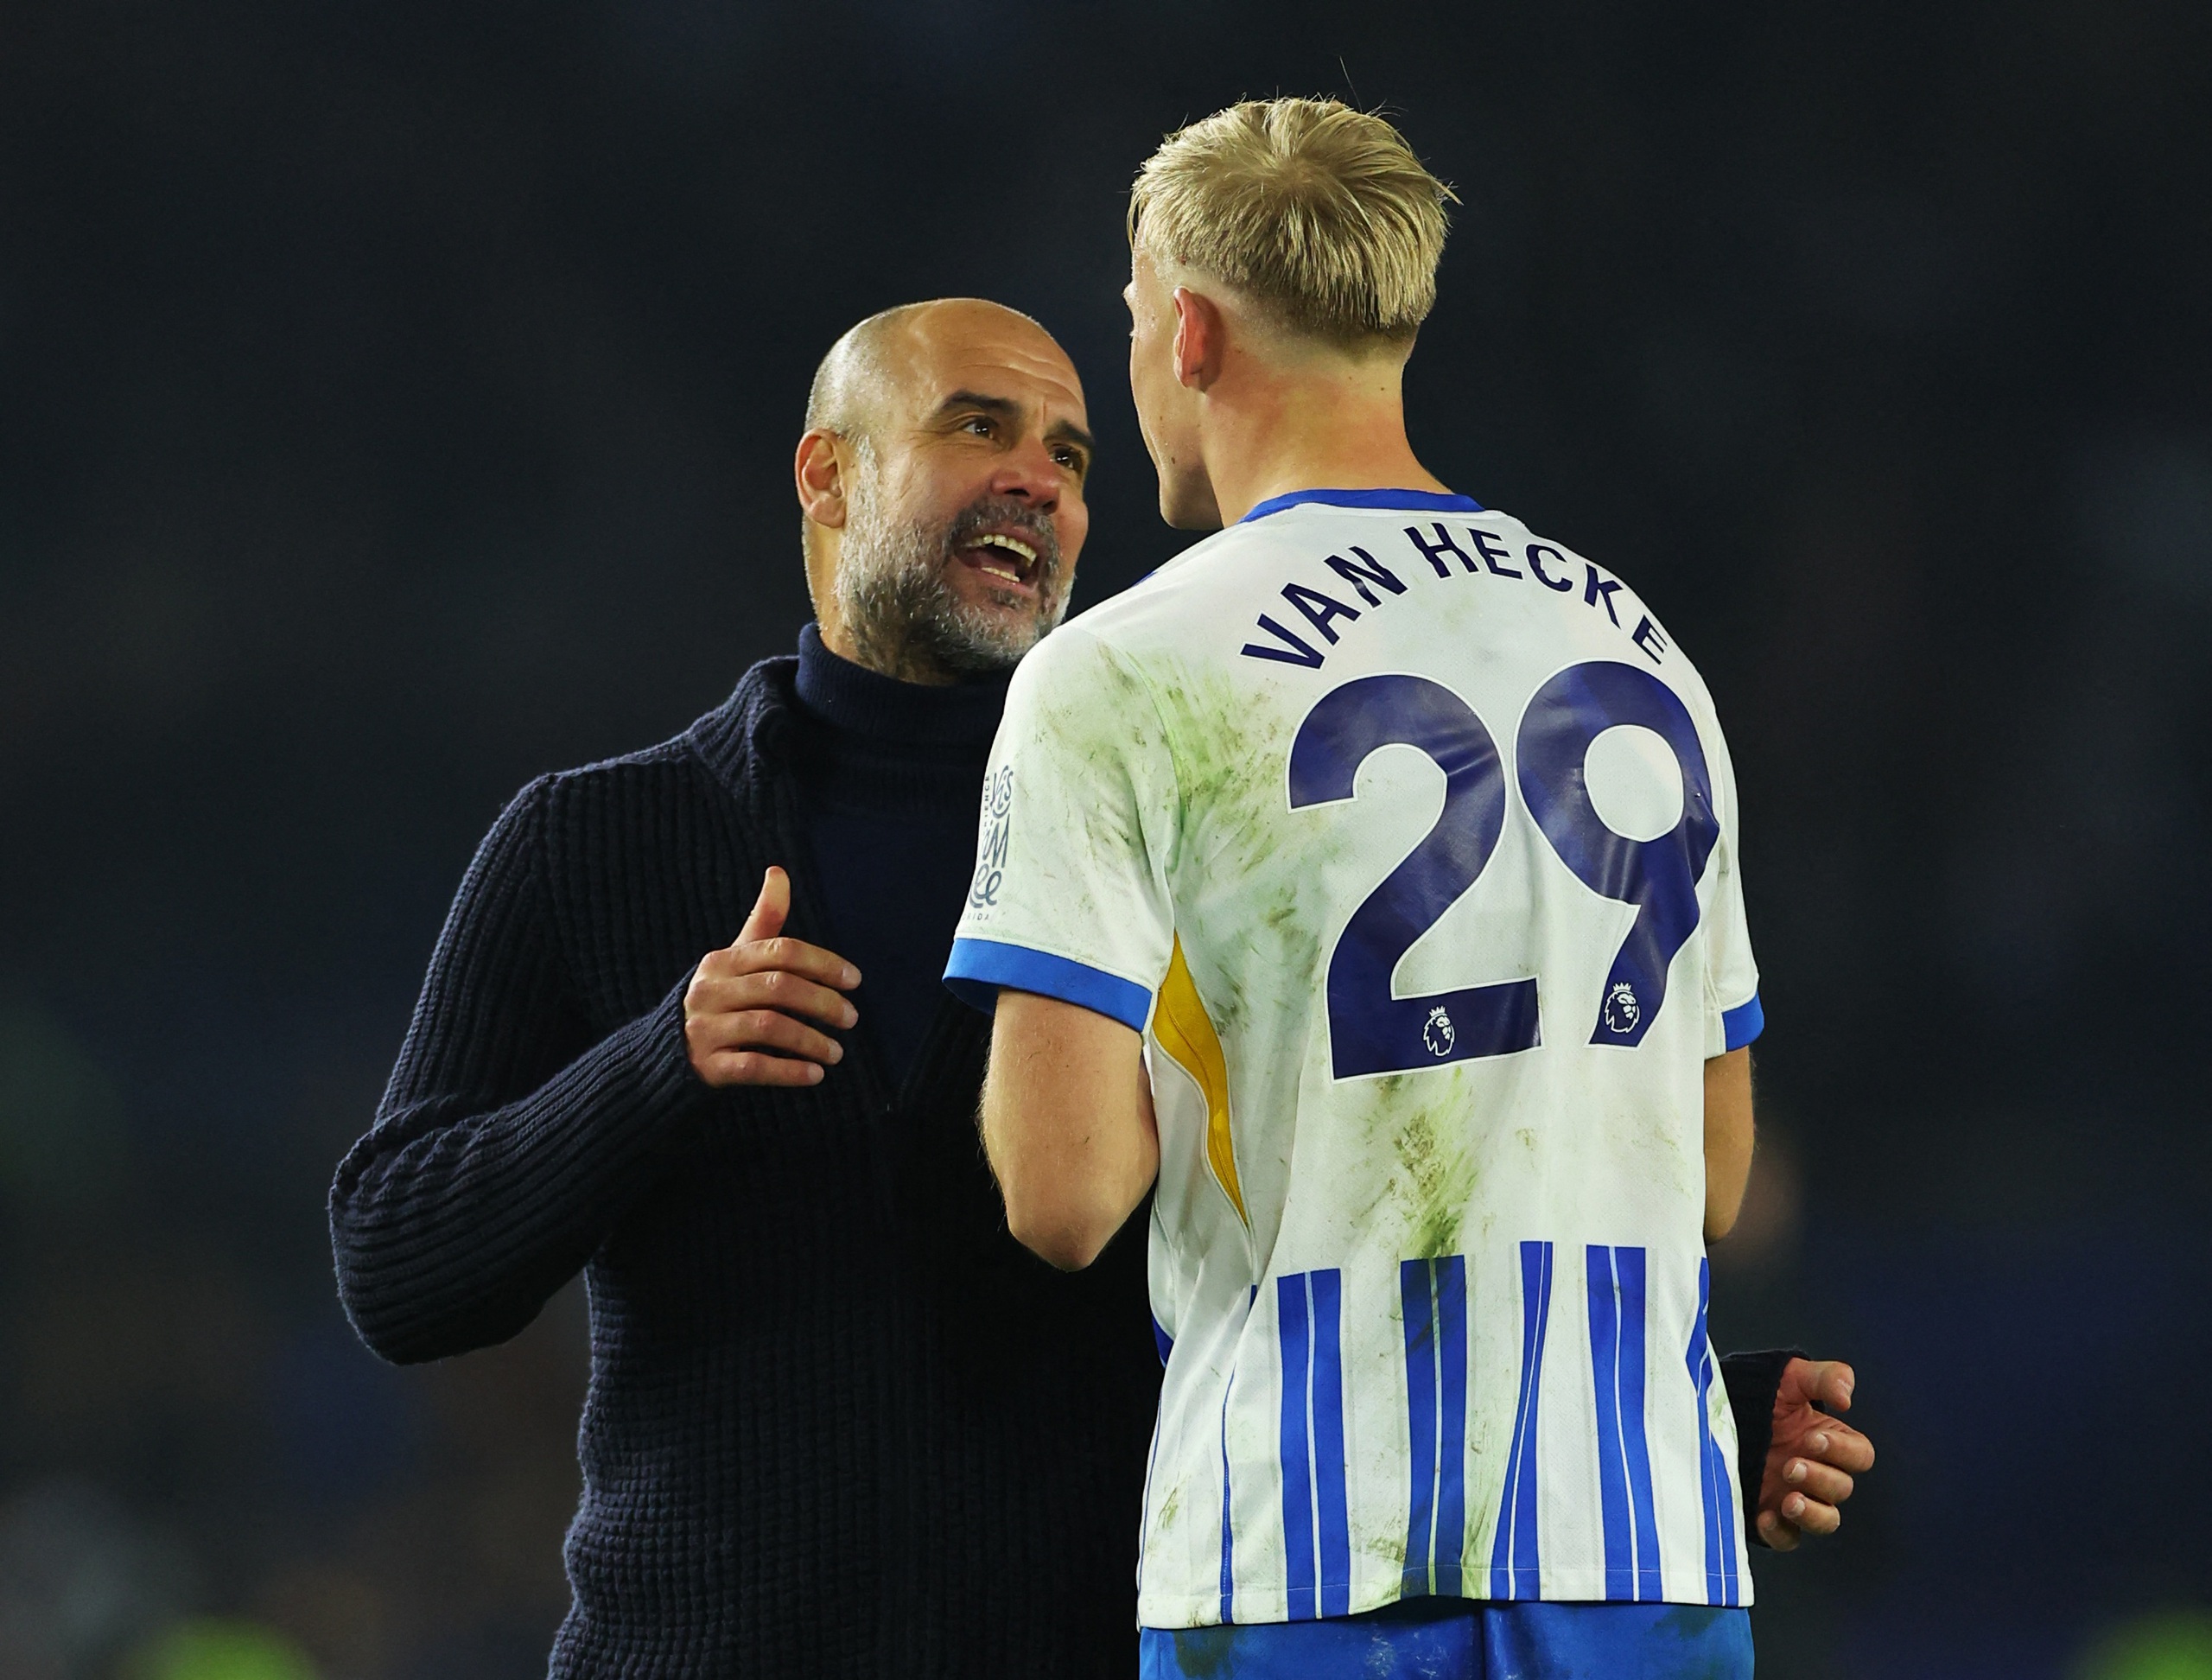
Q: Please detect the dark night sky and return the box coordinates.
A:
[3,2,2209,1675]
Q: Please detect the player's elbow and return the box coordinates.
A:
[1702,1133,1754,1242]
[1003,1191,1115,1271]
[1702,1155,1751,1242]
[994,1147,1147,1270]
[982,1097,1119,1270]
[1016,1226,1109,1272]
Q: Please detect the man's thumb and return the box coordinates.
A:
[735,866,790,945]
[1816,1360,1856,1413]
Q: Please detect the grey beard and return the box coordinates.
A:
[835,490,1067,683]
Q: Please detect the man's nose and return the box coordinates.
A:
[987,440,1062,509]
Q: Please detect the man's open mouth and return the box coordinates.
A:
[955,530,1045,595]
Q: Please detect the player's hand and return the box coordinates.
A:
[1757,1358,1875,1550]
[683,867,861,1087]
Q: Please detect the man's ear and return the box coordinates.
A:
[795,430,850,531]
[1170,287,1227,391]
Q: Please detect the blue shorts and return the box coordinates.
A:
[1139,1597,1753,1679]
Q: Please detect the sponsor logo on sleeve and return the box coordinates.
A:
[969,767,1014,909]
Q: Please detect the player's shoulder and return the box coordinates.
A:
[1374,499,1725,713]
[1064,522,1264,636]
[1046,506,1351,671]
[1003,612,1147,720]
[1001,523,1294,747]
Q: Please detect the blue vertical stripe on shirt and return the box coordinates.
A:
[1277,1274,1318,1620]
[1687,1258,1742,1607]
[1399,1261,1439,1595]
[1586,1244,1663,1600]
[1399,1255,1470,1598]
[1433,1255,1469,1595]
[1308,1269,1352,1618]
[1276,1269,1351,1620]
[1490,1241,1554,1600]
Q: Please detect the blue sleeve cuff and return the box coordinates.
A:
[1721,993,1764,1051]
[942,938,1154,1034]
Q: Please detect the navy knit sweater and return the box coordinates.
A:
[330,650,1161,1677]
[330,640,1790,1677]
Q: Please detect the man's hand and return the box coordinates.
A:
[683,867,861,1087]
[1757,1358,1875,1550]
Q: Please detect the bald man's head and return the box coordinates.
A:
[803,298,1053,454]
[791,300,1093,684]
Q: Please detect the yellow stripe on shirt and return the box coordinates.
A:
[1154,935,1246,1225]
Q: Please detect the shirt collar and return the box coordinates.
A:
[1239,487,1486,524]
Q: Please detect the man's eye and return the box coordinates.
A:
[963,416,995,436]
[1054,448,1086,474]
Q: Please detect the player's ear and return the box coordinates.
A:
[794,429,850,531]
[1170,288,1226,392]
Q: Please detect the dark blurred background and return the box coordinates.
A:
[3,1,2209,1676]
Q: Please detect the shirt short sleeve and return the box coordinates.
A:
[944,625,1179,1033]
[1701,720,1763,1056]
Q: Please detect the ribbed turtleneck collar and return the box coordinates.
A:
[783,624,1007,822]
[793,623,1008,750]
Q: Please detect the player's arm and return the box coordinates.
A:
[980,990,1160,1270]
[1703,1045,1754,1239]
[947,627,1179,1270]
[1688,716,1873,1541]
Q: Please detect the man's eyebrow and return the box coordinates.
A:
[932,390,1022,423]
[933,390,1094,457]
[1045,416,1096,456]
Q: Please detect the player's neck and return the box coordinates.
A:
[1198,362,1449,527]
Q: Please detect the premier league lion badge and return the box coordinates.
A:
[1601,980,1641,1035]
[1422,1004,1457,1058]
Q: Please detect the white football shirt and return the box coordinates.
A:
[945,489,1762,1629]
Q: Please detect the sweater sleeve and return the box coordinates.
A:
[1719,1346,1804,1545]
[329,777,707,1364]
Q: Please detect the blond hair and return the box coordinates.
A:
[1128,98,1455,346]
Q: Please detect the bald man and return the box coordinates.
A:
[332,300,1162,1679]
